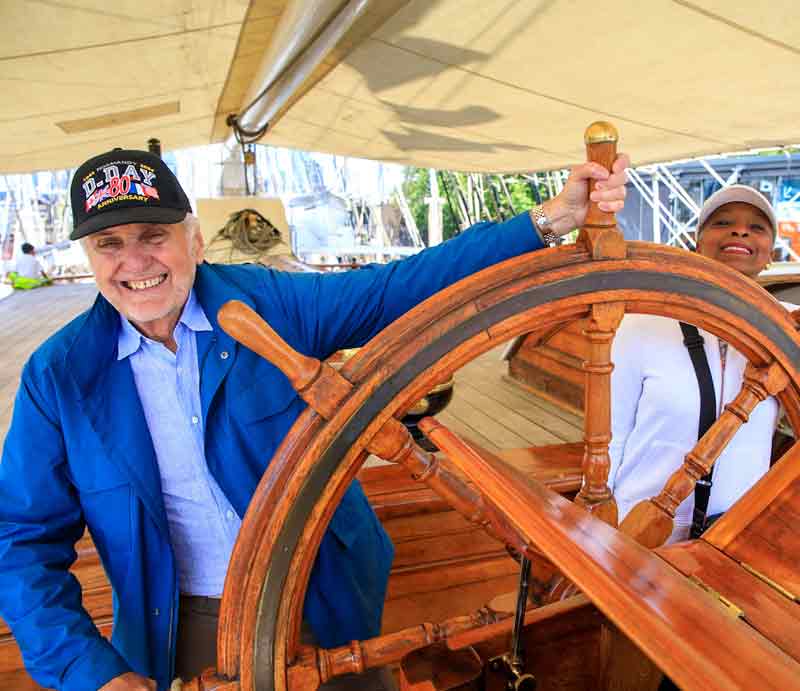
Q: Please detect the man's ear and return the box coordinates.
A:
[192,226,205,264]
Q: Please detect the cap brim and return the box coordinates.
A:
[70,206,188,240]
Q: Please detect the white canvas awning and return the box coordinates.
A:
[2,0,799,174]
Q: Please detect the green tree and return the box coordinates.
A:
[403,167,560,245]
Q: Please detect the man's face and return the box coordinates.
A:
[83,221,204,339]
[696,202,773,278]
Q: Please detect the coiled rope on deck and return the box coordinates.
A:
[207,208,283,264]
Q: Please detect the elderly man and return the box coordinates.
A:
[0,148,627,691]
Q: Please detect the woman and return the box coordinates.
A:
[609,184,789,543]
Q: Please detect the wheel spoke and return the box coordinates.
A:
[574,303,624,525]
[178,672,240,690]
[571,122,627,526]
[371,417,536,556]
[285,607,509,689]
[620,360,790,547]
[284,595,597,690]
[218,300,352,419]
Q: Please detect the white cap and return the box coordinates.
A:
[697,184,777,238]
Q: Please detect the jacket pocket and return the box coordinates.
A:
[67,449,130,494]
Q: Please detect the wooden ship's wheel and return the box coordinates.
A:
[186,124,800,691]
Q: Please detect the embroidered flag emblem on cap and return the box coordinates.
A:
[69,148,192,240]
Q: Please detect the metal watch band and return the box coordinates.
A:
[530,206,558,246]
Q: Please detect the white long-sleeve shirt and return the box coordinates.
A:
[609,312,785,543]
[14,253,44,279]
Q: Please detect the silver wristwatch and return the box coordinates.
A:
[530,205,558,246]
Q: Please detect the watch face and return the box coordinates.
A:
[533,206,550,230]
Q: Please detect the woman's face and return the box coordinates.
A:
[696,202,774,278]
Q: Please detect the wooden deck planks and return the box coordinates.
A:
[434,348,583,453]
[0,284,97,442]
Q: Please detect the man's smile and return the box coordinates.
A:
[121,273,168,291]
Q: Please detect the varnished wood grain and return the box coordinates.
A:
[657,540,800,662]
[422,416,800,690]
[574,302,623,525]
[707,470,800,598]
[704,439,800,551]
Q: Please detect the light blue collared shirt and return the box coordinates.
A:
[118,290,241,596]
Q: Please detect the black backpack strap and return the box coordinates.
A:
[678,322,716,539]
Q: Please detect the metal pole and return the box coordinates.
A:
[627,169,693,250]
[426,168,443,246]
[657,165,700,214]
[652,172,661,244]
[699,159,727,187]
[509,557,531,673]
[499,175,518,214]
[231,0,372,143]
[147,138,162,158]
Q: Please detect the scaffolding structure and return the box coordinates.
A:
[623,151,800,261]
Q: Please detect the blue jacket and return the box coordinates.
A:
[0,213,541,691]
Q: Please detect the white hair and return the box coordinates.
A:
[182,213,201,239]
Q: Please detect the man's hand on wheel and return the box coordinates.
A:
[542,153,630,236]
[99,672,157,690]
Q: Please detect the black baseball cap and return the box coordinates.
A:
[70,148,192,240]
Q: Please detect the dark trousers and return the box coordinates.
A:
[175,595,220,681]
[175,595,397,690]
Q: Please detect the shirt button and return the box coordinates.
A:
[153,608,160,617]
[226,510,235,520]
[220,351,229,360]
[191,415,199,425]
[177,367,183,374]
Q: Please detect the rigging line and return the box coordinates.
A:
[0,21,243,62]
[369,36,734,146]
[671,1,800,57]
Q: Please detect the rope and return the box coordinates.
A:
[207,208,283,263]
[226,114,269,145]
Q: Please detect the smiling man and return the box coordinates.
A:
[0,148,627,691]
[83,220,204,351]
